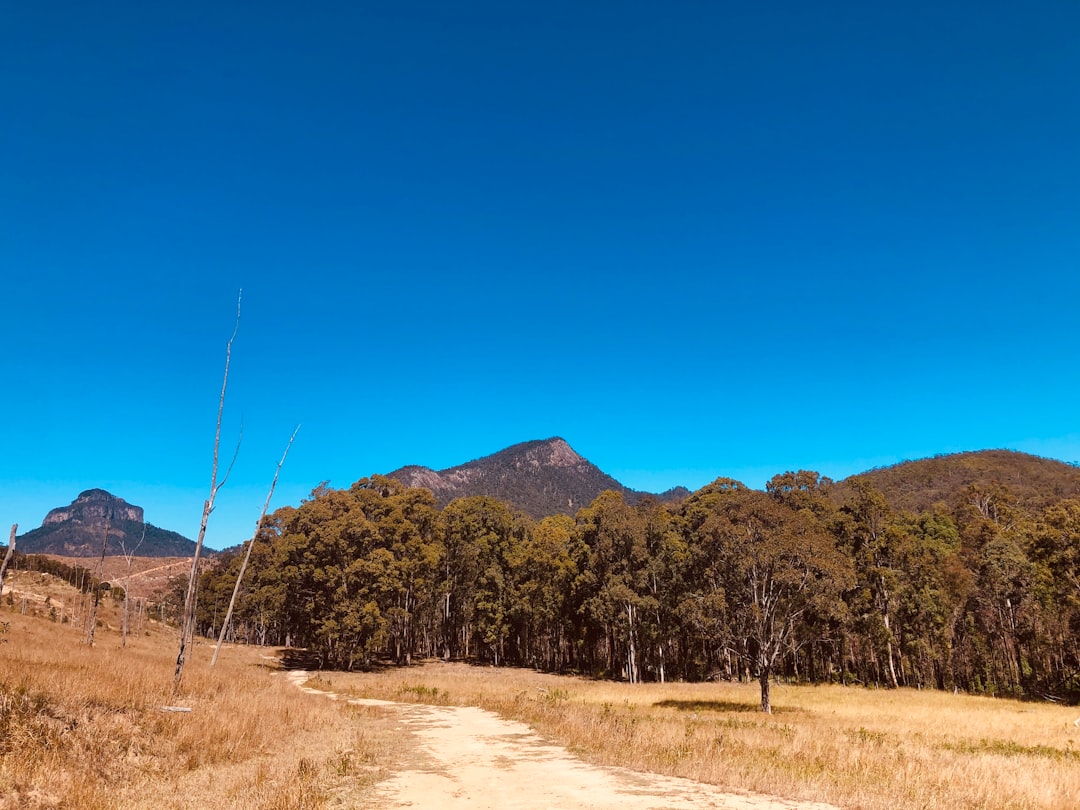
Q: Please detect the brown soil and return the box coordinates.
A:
[41,555,192,598]
[287,671,839,810]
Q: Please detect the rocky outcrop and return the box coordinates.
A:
[17,490,196,558]
[42,489,144,526]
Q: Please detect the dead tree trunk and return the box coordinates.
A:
[211,425,299,667]
[86,517,111,646]
[174,292,242,693]
[122,524,146,649]
[0,524,16,599]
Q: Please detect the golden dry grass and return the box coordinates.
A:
[328,661,1080,810]
[7,566,1077,810]
[0,571,403,810]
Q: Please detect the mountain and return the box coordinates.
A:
[16,489,197,557]
[388,437,690,519]
[837,449,1080,513]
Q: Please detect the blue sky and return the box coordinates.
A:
[3,1,1079,550]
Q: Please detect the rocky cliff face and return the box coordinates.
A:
[389,437,688,519]
[17,489,196,558]
[42,489,144,526]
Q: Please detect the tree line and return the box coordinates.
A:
[194,472,1080,709]
[9,553,111,597]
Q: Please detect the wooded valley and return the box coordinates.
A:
[194,462,1080,710]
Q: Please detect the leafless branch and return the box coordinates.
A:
[121,522,146,648]
[218,420,243,491]
[174,290,242,692]
[212,424,300,667]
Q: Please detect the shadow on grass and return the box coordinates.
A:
[654,699,801,715]
[275,648,323,671]
[274,648,400,673]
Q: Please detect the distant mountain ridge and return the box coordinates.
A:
[388,437,689,518]
[16,450,1076,558]
[16,489,197,557]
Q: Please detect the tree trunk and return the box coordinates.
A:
[121,524,146,650]
[122,589,130,647]
[0,524,16,599]
[86,517,110,647]
[883,613,900,689]
[759,666,772,714]
[175,292,241,693]
[211,425,297,667]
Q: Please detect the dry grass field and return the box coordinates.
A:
[5,566,1079,809]
[327,661,1080,810]
[0,570,402,810]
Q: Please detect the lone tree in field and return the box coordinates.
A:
[682,479,852,713]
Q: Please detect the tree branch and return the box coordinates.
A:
[174,290,242,692]
[212,424,300,667]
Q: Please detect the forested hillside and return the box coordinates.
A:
[197,463,1080,706]
[838,450,1080,513]
[17,519,195,558]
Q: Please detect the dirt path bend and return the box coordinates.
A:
[286,671,839,810]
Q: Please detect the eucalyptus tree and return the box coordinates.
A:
[681,479,852,712]
[637,497,688,683]
[577,491,653,682]
[507,513,578,670]
[1029,498,1080,698]
[440,496,521,664]
[835,478,905,687]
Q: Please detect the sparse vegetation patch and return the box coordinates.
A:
[0,571,402,809]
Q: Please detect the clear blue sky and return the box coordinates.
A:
[3,1,1079,550]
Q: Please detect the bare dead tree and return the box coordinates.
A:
[0,524,16,600]
[120,523,146,648]
[211,424,299,667]
[85,516,111,646]
[174,292,242,692]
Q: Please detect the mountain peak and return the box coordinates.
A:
[532,437,582,467]
[387,438,683,518]
[475,437,584,470]
[43,489,144,526]
[19,490,196,557]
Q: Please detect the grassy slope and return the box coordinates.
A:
[38,554,194,599]
[0,571,401,810]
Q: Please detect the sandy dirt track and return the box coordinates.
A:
[286,671,839,810]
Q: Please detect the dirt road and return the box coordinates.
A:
[287,671,839,810]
